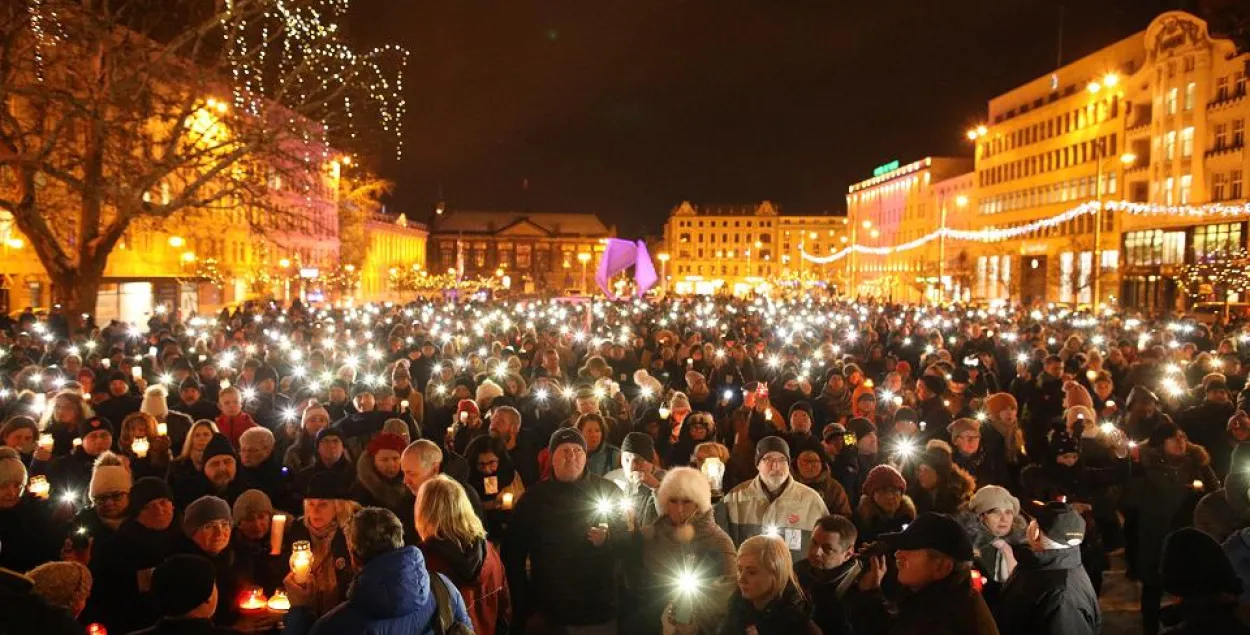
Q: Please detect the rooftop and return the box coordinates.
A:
[429,210,614,237]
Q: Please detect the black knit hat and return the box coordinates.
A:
[788,401,813,421]
[106,369,129,383]
[548,427,587,456]
[621,431,655,459]
[77,415,113,439]
[200,433,236,471]
[893,407,918,423]
[128,476,174,515]
[755,436,791,464]
[179,377,201,393]
[920,375,947,397]
[1050,430,1081,458]
[1161,527,1242,596]
[315,426,345,444]
[153,555,217,616]
[847,417,876,441]
[254,365,279,385]
[1149,421,1182,448]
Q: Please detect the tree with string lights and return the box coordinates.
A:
[0,0,407,322]
[1179,247,1250,303]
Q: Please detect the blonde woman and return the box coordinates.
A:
[721,535,819,635]
[166,419,219,496]
[39,391,93,457]
[416,474,510,635]
[117,412,171,479]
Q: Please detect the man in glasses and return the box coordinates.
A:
[716,436,829,561]
[60,450,132,566]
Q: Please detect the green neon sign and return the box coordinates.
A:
[872,160,900,177]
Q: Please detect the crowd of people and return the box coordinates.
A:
[0,297,1247,634]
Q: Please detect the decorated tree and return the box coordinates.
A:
[1179,248,1250,301]
[0,0,407,322]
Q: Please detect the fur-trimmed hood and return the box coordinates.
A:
[855,491,917,524]
[1140,442,1212,470]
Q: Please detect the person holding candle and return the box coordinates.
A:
[38,391,93,458]
[489,405,541,488]
[505,427,628,634]
[42,415,114,502]
[720,535,820,635]
[230,489,287,592]
[140,384,195,455]
[1,415,39,465]
[281,472,357,619]
[416,475,510,635]
[118,412,171,480]
[462,434,525,538]
[0,447,62,572]
[92,370,143,439]
[130,553,239,635]
[180,495,277,631]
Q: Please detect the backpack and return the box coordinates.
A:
[430,572,476,635]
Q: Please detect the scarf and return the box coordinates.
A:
[990,416,1022,464]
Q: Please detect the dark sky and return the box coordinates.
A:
[345,0,1180,236]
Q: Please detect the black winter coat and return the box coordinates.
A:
[848,568,1000,635]
[1159,597,1250,635]
[0,568,85,635]
[718,582,820,635]
[795,558,860,635]
[0,496,61,572]
[86,518,182,634]
[993,546,1100,635]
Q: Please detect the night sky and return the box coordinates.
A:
[346,0,1180,236]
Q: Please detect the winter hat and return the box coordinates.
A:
[847,417,876,441]
[367,432,408,456]
[920,375,947,397]
[1032,501,1086,547]
[89,453,132,497]
[476,379,504,404]
[315,427,345,445]
[843,363,863,378]
[182,495,232,537]
[862,464,907,496]
[985,393,1018,418]
[231,489,274,523]
[141,384,169,418]
[755,436,791,464]
[106,369,129,384]
[179,377,202,393]
[621,431,656,459]
[456,399,481,419]
[1062,381,1094,409]
[1049,430,1081,457]
[1064,406,1095,429]
[1161,527,1242,596]
[895,360,913,378]
[882,512,974,561]
[200,433,237,469]
[1149,421,1183,447]
[1125,385,1159,410]
[788,401,814,421]
[254,365,279,385]
[548,427,587,456]
[77,415,113,439]
[128,476,174,515]
[947,418,980,439]
[669,392,692,411]
[26,561,92,612]
[893,407,918,423]
[152,554,217,616]
[919,439,953,471]
[968,485,1020,515]
[380,418,411,441]
[305,471,350,500]
[0,447,26,488]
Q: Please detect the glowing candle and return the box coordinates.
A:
[270,514,288,555]
[501,492,514,510]
[239,588,268,615]
[27,475,49,499]
[131,437,149,458]
[37,433,54,453]
[290,540,313,584]
[701,457,725,492]
[1192,479,1204,491]
[72,438,82,449]
[131,366,142,380]
[156,422,168,437]
[266,590,290,612]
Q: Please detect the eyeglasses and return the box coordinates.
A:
[760,456,789,467]
[477,459,500,469]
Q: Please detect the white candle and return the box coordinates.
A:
[501,492,514,510]
[290,540,313,584]
[131,437,150,458]
[270,514,287,555]
[131,366,142,380]
[156,422,168,437]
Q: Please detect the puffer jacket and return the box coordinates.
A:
[285,546,471,635]
[715,476,829,560]
[993,545,1100,635]
[421,537,510,635]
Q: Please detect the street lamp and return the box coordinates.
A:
[577,251,591,293]
[657,252,670,294]
[168,236,185,248]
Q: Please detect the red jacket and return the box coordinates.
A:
[215,412,258,447]
[421,538,510,635]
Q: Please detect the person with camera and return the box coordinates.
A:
[850,512,1000,635]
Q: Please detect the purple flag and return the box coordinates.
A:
[633,242,658,297]
[595,239,659,299]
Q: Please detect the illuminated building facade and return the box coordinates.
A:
[663,201,847,296]
[428,211,615,294]
[846,158,973,303]
[358,213,429,303]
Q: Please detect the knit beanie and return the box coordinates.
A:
[847,417,876,441]
[548,427,587,457]
[985,393,1018,418]
[919,440,954,472]
[1063,381,1094,409]
[456,399,481,419]
[77,415,113,440]
[669,392,692,411]
[128,476,173,515]
[182,495,232,537]
[947,418,980,439]
[200,433,236,470]
[153,554,217,616]
[968,485,1021,515]
[89,457,132,497]
[862,464,906,496]
[893,407,918,423]
[920,375,947,397]
[254,365,279,385]
[1149,421,1183,448]
[315,426,345,445]
[755,436,791,464]
[26,561,92,612]
[0,447,26,487]
[382,418,411,439]
[1050,430,1081,457]
[788,401,814,421]
[367,432,408,457]
[141,384,169,418]
[1161,527,1242,597]
[231,489,274,523]
[621,431,656,459]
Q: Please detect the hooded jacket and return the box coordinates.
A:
[288,546,471,635]
[955,508,1028,586]
[993,546,1100,635]
[421,537,510,635]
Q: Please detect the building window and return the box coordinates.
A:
[516,244,532,269]
[497,242,514,269]
[471,242,487,268]
[1166,87,1178,114]
[1185,82,1196,111]
[1180,174,1192,204]
[1125,230,1163,266]
[1214,173,1228,201]
[1183,55,1195,73]
[1238,71,1248,96]
[1181,127,1194,157]
[1165,177,1175,205]
[1216,123,1229,149]
[1194,223,1243,258]
[1218,76,1230,101]
[679,233,690,243]
[1162,233,1185,265]
[1164,131,1176,160]
[1235,120,1245,146]
[1233,171,1244,199]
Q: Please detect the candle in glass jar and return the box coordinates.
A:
[131,366,142,380]
[266,590,290,612]
[28,475,50,499]
[37,433,54,452]
[400,400,409,412]
[1193,479,1204,491]
[501,492,514,510]
[156,422,168,437]
[270,514,288,555]
[239,588,268,615]
[72,438,82,449]
[290,540,313,584]
[131,437,150,458]
[702,457,726,492]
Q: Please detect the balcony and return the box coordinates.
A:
[1208,88,1247,111]
[1205,142,1244,162]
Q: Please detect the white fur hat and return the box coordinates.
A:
[89,463,132,497]
[476,379,504,405]
[654,466,713,516]
[141,384,169,418]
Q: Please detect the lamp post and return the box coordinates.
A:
[1082,72,1125,310]
[577,251,591,294]
[657,252,670,295]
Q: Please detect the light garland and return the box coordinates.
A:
[803,199,1250,263]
